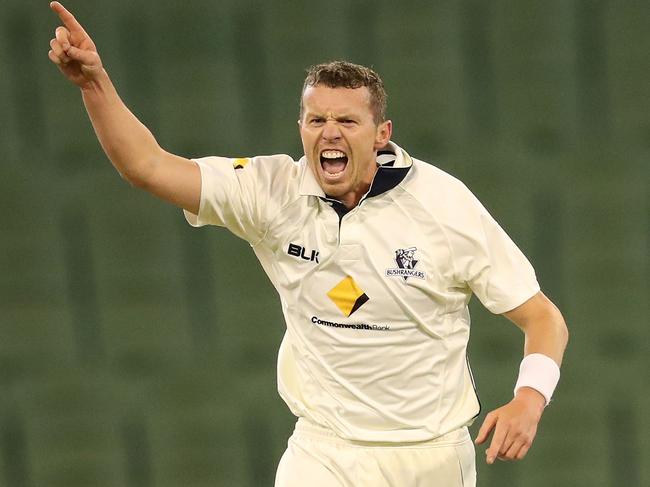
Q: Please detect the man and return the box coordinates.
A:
[48,2,568,485]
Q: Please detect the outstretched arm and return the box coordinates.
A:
[48,2,200,213]
[474,291,568,464]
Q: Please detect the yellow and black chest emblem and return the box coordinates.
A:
[327,276,369,317]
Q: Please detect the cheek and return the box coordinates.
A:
[302,133,318,151]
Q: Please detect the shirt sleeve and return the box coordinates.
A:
[446,184,540,314]
[183,155,288,244]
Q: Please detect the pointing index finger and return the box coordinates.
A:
[50,2,87,36]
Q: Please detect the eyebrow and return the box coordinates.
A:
[305,112,359,120]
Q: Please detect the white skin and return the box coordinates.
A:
[48,1,568,464]
[47,1,201,213]
[477,292,568,463]
[299,85,392,209]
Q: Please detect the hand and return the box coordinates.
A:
[48,2,103,88]
[474,387,545,464]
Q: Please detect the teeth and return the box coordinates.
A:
[321,150,346,159]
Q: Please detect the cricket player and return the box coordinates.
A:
[48,2,569,485]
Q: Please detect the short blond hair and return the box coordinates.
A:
[301,61,387,124]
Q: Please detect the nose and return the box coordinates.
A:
[321,120,342,142]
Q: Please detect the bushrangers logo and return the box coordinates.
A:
[385,247,426,281]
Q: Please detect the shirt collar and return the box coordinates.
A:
[298,141,413,198]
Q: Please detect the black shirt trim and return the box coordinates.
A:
[319,161,411,219]
[365,165,409,198]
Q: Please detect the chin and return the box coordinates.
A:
[321,182,346,198]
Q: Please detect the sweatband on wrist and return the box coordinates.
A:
[513,353,560,406]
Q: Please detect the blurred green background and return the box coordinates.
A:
[1,0,649,485]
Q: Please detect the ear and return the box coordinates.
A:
[374,120,392,150]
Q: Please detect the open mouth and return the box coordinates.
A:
[320,150,348,177]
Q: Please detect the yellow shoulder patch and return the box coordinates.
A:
[232,157,251,170]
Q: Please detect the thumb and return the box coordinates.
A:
[65,45,102,70]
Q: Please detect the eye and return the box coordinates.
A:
[340,119,357,127]
[309,117,325,126]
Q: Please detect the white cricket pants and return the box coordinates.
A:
[275,418,476,487]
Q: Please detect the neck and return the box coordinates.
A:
[333,163,380,209]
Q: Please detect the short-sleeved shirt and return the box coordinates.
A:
[184,141,540,442]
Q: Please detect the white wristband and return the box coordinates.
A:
[513,353,560,406]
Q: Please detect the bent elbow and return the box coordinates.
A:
[550,303,569,355]
[124,170,148,189]
[116,157,157,189]
[560,316,569,349]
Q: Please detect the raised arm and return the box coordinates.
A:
[474,291,568,464]
[48,2,200,214]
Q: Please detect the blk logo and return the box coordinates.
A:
[287,243,320,263]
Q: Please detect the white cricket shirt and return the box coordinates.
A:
[184,142,540,442]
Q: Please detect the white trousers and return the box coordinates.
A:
[275,419,476,487]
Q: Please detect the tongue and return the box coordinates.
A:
[322,159,346,174]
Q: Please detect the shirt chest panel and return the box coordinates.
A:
[266,198,461,331]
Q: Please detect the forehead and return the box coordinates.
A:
[301,85,372,116]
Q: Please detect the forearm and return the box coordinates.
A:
[474,293,569,462]
[504,292,568,366]
[80,69,162,186]
[521,300,568,366]
[49,2,200,212]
